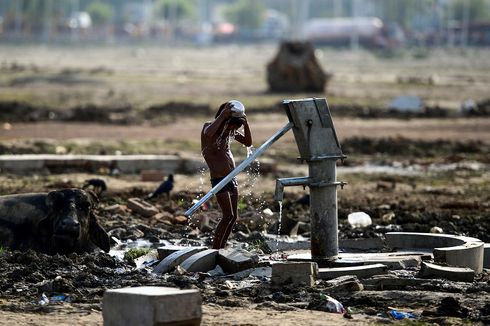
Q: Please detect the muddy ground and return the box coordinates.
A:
[0,45,489,325]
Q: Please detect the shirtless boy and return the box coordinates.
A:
[201,101,252,249]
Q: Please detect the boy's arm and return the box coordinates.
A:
[234,118,252,147]
[203,105,232,137]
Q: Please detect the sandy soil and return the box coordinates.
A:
[2,117,489,144]
[0,305,376,326]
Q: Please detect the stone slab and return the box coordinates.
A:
[217,248,259,274]
[271,262,318,287]
[103,286,201,326]
[180,249,218,273]
[288,252,425,269]
[484,243,490,268]
[318,263,388,280]
[419,261,475,282]
[127,198,159,217]
[265,236,310,252]
[362,274,435,291]
[153,247,206,275]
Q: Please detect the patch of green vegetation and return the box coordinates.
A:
[246,239,271,254]
[238,197,248,211]
[0,246,4,256]
[124,248,151,261]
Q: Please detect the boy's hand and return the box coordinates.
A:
[221,103,233,119]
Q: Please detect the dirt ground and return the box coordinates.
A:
[0,44,489,325]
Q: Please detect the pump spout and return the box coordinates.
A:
[274,177,312,202]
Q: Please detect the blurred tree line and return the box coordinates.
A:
[1,0,490,38]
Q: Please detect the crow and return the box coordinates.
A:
[82,178,107,195]
[148,174,174,200]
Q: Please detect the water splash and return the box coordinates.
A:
[241,146,268,224]
[276,201,283,252]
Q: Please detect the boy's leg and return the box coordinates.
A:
[218,188,238,248]
[212,191,234,249]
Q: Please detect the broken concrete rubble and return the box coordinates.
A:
[217,248,259,274]
[153,247,206,274]
[127,198,159,217]
[271,262,318,287]
[318,264,387,280]
[180,249,219,273]
[419,261,475,282]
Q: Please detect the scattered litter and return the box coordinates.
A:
[430,226,443,234]
[38,293,49,306]
[388,309,417,320]
[347,212,372,228]
[262,208,274,216]
[320,294,346,314]
[50,294,71,303]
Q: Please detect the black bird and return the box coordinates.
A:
[148,174,174,200]
[82,178,107,195]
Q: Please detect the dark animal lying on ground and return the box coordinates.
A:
[82,178,107,194]
[148,174,174,200]
[0,188,110,255]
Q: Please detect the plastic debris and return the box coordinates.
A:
[347,212,372,228]
[430,226,443,234]
[320,294,346,314]
[262,208,274,216]
[50,294,70,303]
[38,293,49,306]
[389,309,417,320]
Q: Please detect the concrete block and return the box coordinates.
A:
[217,248,259,274]
[271,262,318,287]
[318,264,388,280]
[180,249,218,273]
[153,247,206,275]
[484,243,490,268]
[419,261,475,282]
[127,198,159,217]
[103,286,201,326]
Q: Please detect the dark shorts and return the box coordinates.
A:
[211,177,238,194]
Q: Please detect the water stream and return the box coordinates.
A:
[275,200,283,252]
